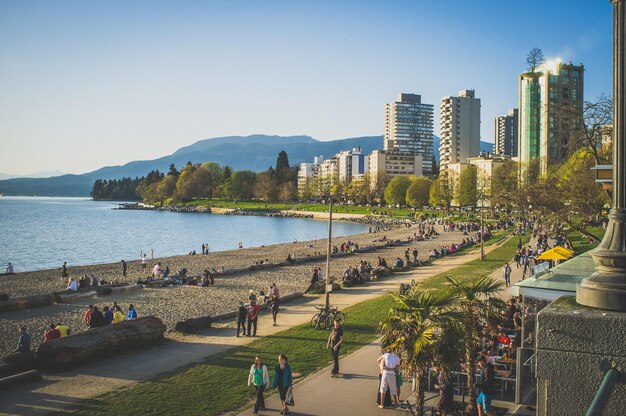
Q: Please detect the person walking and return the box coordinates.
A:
[272,354,293,415]
[237,302,247,337]
[434,364,454,416]
[502,263,512,287]
[247,300,260,337]
[61,261,68,278]
[121,260,127,278]
[474,355,496,416]
[377,349,401,408]
[140,252,147,272]
[247,356,269,414]
[327,319,344,377]
[270,296,279,326]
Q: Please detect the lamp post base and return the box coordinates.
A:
[577,209,626,311]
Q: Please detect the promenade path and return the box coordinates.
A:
[0,237,508,416]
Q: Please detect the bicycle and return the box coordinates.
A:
[310,305,348,330]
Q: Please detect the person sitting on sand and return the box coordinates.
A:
[5,262,14,274]
[394,258,404,268]
[89,306,105,328]
[79,275,89,289]
[90,273,99,287]
[55,323,70,337]
[67,277,78,291]
[200,271,210,287]
[286,253,296,263]
[248,290,257,303]
[44,324,61,343]
[258,290,268,305]
[103,306,113,325]
[112,306,125,323]
[163,266,170,278]
[126,304,138,320]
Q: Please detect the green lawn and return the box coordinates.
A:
[62,295,395,416]
[567,226,604,255]
[420,234,523,290]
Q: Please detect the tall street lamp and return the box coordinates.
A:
[577,0,626,311]
[324,197,334,310]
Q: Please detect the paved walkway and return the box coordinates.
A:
[239,340,530,416]
[0,238,508,416]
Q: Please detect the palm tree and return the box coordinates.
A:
[445,275,505,415]
[379,287,462,415]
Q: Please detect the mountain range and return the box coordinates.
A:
[0,134,494,197]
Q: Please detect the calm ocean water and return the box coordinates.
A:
[0,197,368,273]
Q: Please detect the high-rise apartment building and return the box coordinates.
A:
[336,147,368,183]
[439,89,481,170]
[368,150,423,189]
[494,109,519,157]
[384,93,434,175]
[518,61,584,176]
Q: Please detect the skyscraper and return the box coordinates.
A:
[439,89,481,169]
[494,109,519,157]
[384,93,434,175]
[518,61,584,176]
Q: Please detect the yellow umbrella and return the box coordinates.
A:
[536,247,574,261]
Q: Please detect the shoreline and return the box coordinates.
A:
[0,225,475,358]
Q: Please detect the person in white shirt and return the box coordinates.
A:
[67,277,78,291]
[5,263,14,274]
[377,350,401,408]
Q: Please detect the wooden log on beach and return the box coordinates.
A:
[0,294,55,313]
[0,370,42,390]
[55,290,98,303]
[36,316,166,371]
[174,316,212,333]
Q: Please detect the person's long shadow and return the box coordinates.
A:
[340,373,378,380]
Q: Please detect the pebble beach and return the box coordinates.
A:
[0,224,469,358]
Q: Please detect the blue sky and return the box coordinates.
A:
[0,0,613,175]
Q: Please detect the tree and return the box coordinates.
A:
[384,176,412,206]
[456,165,479,207]
[406,177,432,208]
[446,276,505,415]
[254,170,279,201]
[558,94,613,164]
[379,287,462,415]
[167,164,179,177]
[275,150,291,184]
[526,47,544,72]
[279,182,296,203]
[429,170,456,212]
[226,170,256,201]
[556,148,609,240]
[431,156,439,177]
[345,179,370,205]
[491,161,519,209]
[175,162,197,201]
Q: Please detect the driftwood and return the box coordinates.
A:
[0,370,42,390]
[174,316,212,333]
[0,294,55,313]
[36,316,166,371]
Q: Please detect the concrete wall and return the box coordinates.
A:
[536,296,626,416]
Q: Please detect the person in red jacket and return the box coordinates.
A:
[44,324,61,342]
[84,304,94,327]
[247,300,260,337]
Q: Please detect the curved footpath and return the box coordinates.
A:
[0,239,507,416]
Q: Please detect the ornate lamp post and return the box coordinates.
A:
[577,0,626,311]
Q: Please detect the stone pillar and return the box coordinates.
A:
[577,0,626,311]
[535,297,626,416]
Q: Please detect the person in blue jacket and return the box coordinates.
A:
[272,354,293,415]
[126,304,138,320]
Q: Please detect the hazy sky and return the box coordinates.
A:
[0,0,613,175]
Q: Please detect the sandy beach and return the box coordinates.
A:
[0,224,468,358]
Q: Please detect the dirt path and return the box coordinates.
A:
[0,238,509,416]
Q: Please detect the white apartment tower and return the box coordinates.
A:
[439,89,481,169]
[384,93,434,175]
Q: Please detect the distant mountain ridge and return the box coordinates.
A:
[0,134,494,197]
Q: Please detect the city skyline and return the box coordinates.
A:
[0,0,613,175]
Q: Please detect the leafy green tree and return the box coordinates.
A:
[445,276,505,415]
[406,177,432,208]
[167,164,179,177]
[279,182,296,203]
[491,161,519,209]
[456,165,479,207]
[429,170,456,211]
[175,162,197,201]
[226,170,256,201]
[384,176,412,206]
[254,170,279,201]
[275,150,291,184]
[345,178,370,205]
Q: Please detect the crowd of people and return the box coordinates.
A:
[237,283,281,337]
